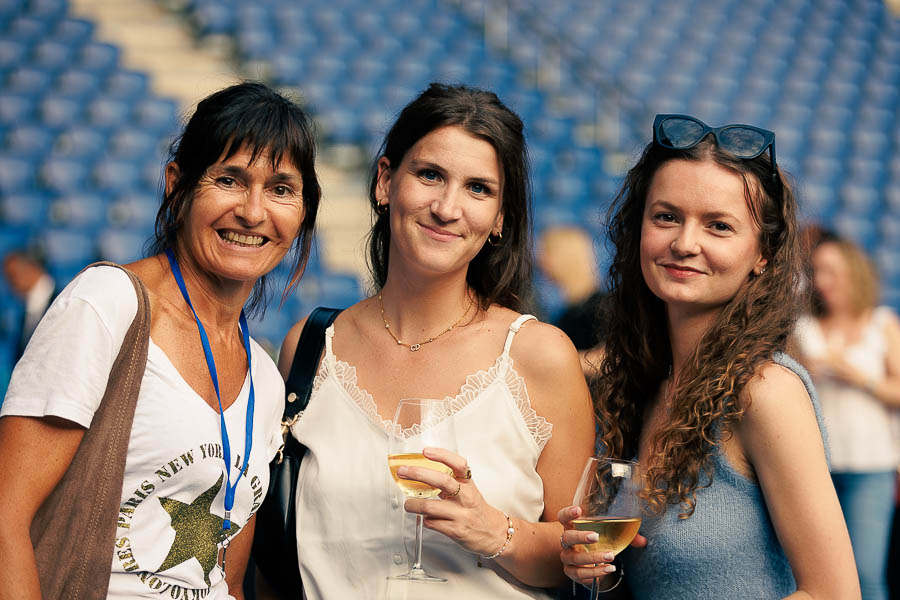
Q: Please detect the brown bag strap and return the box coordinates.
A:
[30,262,151,600]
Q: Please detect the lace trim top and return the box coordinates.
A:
[307,313,553,449]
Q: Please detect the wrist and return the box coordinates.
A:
[479,511,515,560]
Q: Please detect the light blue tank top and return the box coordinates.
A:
[622,353,827,599]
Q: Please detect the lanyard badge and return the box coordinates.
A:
[165,249,255,573]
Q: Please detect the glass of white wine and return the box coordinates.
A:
[386,398,457,583]
[571,457,642,599]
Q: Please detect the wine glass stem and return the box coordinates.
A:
[411,513,426,572]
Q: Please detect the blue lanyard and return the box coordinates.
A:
[165,248,254,531]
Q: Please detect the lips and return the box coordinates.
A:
[662,263,704,277]
[420,223,460,241]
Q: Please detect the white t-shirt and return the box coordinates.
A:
[2,266,285,599]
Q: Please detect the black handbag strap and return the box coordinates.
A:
[284,306,342,418]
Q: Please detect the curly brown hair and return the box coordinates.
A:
[593,137,804,518]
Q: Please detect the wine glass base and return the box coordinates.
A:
[387,567,447,583]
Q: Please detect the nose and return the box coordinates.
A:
[670,224,701,256]
[430,188,463,223]
[234,185,267,226]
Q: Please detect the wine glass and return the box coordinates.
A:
[386,398,457,583]
[571,457,642,599]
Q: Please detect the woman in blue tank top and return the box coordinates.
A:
[558,115,860,599]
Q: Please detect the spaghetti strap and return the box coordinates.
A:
[502,314,537,356]
[324,323,336,360]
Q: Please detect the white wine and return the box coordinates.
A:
[388,452,453,498]
[572,516,642,555]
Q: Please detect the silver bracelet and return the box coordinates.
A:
[480,512,515,560]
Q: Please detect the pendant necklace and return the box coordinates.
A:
[378,292,471,352]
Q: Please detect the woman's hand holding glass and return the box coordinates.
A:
[398,446,511,558]
[558,458,646,598]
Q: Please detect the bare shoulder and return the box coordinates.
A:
[508,316,581,376]
[739,361,818,439]
[501,311,588,417]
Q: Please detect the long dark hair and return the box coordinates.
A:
[366,82,532,312]
[594,137,803,518]
[150,82,321,315]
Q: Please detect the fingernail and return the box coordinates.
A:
[603,564,616,573]
[586,533,599,542]
[601,552,614,562]
[397,467,408,477]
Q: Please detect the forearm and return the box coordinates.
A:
[494,519,566,588]
[0,526,42,600]
[869,376,900,407]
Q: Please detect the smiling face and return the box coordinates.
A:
[375,125,504,281]
[171,145,305,287]
[639,159,767,318]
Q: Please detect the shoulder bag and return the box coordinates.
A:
[250,306,342,599]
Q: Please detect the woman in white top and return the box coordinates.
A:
[0,82,321,599]
[279,83,595,598]
[794,233,900,600]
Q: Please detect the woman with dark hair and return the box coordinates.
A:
[794,234,900,600]
[558,115,859,598]
[0,82,320,599]
[279,82,594,598]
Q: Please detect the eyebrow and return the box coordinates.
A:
[648,199,738,221]
[408,159,500,187]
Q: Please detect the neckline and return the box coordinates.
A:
[148,336,252,416]
[325,350,512,435]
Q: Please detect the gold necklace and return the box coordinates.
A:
[378,293,471,352]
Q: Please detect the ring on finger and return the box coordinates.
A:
[455,467,472,482]
[560,534,571,550]
[446,481,462,498]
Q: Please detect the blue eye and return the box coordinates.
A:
[471,183,486,194]
[421,169,438,181]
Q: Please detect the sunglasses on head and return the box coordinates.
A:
[653,114,778,180]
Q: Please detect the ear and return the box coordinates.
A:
[375,157,391,209]
[753,256,768,276]
[493,211,504,237]
[164,162,181,198]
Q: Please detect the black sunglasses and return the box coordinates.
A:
[653,114,778,179]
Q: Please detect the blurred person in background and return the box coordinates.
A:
[793,232,900,600]
[2,250,57,363]
[536,225,608,373]
[278,82,594,599]
[0,82,320,599]
[558,114,858,599]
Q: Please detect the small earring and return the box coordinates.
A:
[757,266,766,275]
[375,202,388,215]
[487,231,502,247]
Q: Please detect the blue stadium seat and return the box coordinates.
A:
[41,227,98,271]
[52,125,107,157]
[0,153,36,192]
[39,156,92,193]
[77,41,119,73]
[97,227,149,264]
[0,191,49,226]
[38,93,85,129]
[48,193,107,227]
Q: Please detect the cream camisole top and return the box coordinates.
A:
[290,314,554,599]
